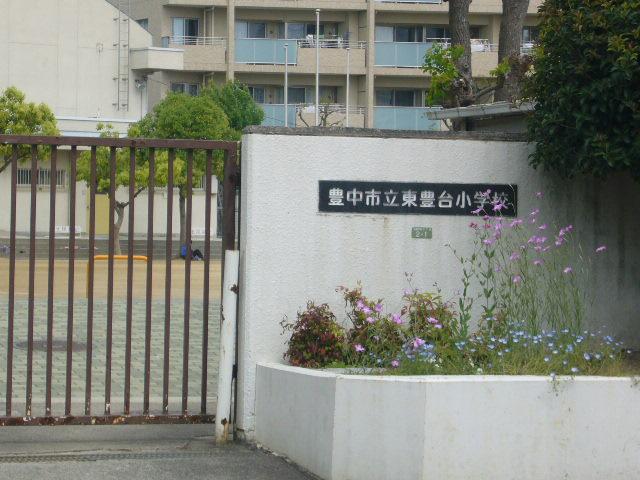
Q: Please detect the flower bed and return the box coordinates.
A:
[255,363,640,480]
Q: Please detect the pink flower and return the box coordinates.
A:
[483,238,494,246]
[539,224,547,230]
[533,259,544,266]
[493,201,506,212]
[530,209,540,217]
[427,317,439,325]
[563,267,573,274]
[391,360,400,368]
[535,191,544,198]
[412,338,426,349]
[555,237,564,247]
[392,313,403,325]
[509,252,521,261]
[354,344,365,353]
[471,207,483,215]
[374,303,383,313]
[527,235,537,244]
[366,316,375,324]
[596,245,607,253]
[434,324,443,329]
[513,275,522,284]
[362,306,372,315]
[469,222,479,229]
[356,300,365,311]
[510,219,523,228]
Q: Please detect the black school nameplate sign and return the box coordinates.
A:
[319,181,517,217]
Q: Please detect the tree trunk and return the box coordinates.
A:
[494,0,530,102]
[113,203,125,256]
[449,0,474,108]
[179,192,186,250]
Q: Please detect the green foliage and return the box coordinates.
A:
[280,302,346,368]
[527,0,640,178]
[201,81,264,137]
[490,57,511,79]
[0,86,59,163]
[422,44,465,106]
[129,92,231,186]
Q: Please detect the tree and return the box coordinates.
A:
[527,0,640,179]
[129,92,231,247]
[201,81,264,137]
[76,124,149,255]
[423,0,532,123]
[0,86,59,172]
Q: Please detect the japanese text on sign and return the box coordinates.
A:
[319,181,517,217]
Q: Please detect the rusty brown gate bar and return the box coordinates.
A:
[0,135,239,426]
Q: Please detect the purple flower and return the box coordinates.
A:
[539,224,547,230]
[555,237,564,247]
[530,209,540,217]
[374,303,383,313]
[509,252,521,262]
[563,267,573,274]
[510,219,523,228]
[512,275,522,284]
[469,222,479,229]
[391,360,400,368]
[493,201,506,212]
[356,300,365,311]
[362,306,372,315]
[535,191,543,198]
[412,338,426,349]
[392,313,403,325]
[471,207,483,215]
[434,324,443,329]
[483,238,494,246]
[366,316,375,324]
[354,344,365,353]
[595,245,607,253]
[533,259,544,266]
[427,317,439,325]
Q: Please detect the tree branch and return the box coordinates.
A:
[0,158,9,175]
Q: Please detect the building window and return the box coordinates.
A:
[425,26,450,40]
[236,21,267,39]
[172,17,199,44]
[522,26,540,44]
[171,82,200,96]
[137,18,149,31]
[248,86,265,104]
[17,168,66,188]
[376,89,423,107]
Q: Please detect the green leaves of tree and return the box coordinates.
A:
[422,44,466,106]
[527,0,640,179]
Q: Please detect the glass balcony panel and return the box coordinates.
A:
[375,42,434,67]
[259,104,298,127]
[236,39,298,64]
[374,107,441,131]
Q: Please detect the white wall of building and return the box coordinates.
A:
[0,0,151,131]
[238,128,640,437]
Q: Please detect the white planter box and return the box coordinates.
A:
[255,363,640,480]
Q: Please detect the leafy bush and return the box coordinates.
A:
[527,0,640,179]
[280,302,346,368]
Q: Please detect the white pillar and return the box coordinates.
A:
[315,9,320,126]
[215,250,240,444]
[346,47,350,127]
[284,44,289,127]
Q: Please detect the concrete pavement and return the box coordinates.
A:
[0,425,316,480]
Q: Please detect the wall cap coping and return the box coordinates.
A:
[243,126,528,142]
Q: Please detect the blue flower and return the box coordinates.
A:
[544,357,550,362]
[571,367,579,373]
[583,353,591,361]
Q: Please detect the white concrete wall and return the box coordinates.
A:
[255,363,640,480]
[238,129,640,436]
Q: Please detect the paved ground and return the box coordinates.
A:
[0,426,316,480]
[0,259,223,416]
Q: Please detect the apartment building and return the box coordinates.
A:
[124,0,541,131]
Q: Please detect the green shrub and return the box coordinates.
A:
[280,302,346,368]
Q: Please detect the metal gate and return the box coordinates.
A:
[0,135,239,425]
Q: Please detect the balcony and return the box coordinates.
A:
[130,47,184,73]
[259,104,298,127]
[236,38,298,65]
[376,0,442,3]
[161,36,227,71]
[374,106,442,131]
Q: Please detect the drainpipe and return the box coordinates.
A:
[315,9,320,126]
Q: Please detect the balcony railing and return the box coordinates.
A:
[377,0,443,3]
[375,39,497,67]
[259,104,298,127]
[236,38,299,64]
[162,36,226,47]
[374,106,442,131]
[297,38,366,49]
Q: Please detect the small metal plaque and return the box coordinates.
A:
[412,227,432,239]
